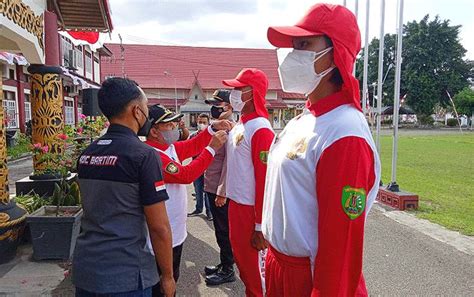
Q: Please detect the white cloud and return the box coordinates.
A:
[105,0,474,59]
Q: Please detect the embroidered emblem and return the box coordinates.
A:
[341,186,366,220]
[259,151,269,164]
[165,162,179,174]
[286,137,308,160]
[234,133,244,146]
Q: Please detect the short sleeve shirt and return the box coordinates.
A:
[73,124,168,293]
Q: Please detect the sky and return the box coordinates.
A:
[105,0,474,60]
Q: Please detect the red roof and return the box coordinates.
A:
[101,44,282,90]
[279,91,306,100]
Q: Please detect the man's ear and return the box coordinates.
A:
[148,125,159,139]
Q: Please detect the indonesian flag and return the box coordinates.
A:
[155,180,166,192]
[67,31,100,44]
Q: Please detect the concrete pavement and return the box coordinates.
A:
[0,157,473,296]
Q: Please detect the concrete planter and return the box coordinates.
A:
[27,206,82,260]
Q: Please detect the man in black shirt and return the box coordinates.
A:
[73,77,175,297]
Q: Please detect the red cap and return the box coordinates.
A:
[222,68,269,118]
[267,3,362,111]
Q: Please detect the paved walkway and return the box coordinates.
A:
[0,157,473,296]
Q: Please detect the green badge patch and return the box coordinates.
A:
[259,151,269,164]
[165,162,179,174]
[341,186,366,220]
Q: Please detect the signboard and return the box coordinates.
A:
[0,0,45,64]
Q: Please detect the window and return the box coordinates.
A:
[75,45,83,68]
[2,91,18,128]
[64,99,75,125]
[9,69,15,79]
[25,102,32,122]
[61,36,73,66]
[85,51,92,74]
[24,93,31,123]
[24,74,30,83]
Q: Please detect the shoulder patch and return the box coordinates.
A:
[165,162,179,174]
[341,186,366,220]
[259,151,269,164]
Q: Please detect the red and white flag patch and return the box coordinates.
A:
[155,180,166,192]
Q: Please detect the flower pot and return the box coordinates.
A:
[0,200,28,264]
[27,206,83,260]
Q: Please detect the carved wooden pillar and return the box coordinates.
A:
[0,65,9,205]
[0,65,27,265]
[27,65,64,174]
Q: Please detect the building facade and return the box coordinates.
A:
[1,36,111,133]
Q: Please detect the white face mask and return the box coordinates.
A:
[278,47,334,96]
[230,89,253,112]
[197,123,208,131]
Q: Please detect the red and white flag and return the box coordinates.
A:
[155,181,166,192]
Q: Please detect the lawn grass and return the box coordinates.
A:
[7,133,31,160]
[379,132,474,235]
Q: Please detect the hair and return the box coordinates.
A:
[98,77,143,119]
[198,113,210,122]
[323,36,344,86]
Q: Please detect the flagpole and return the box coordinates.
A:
[362,0,370,115]
[388,0,404,192]
[376,0,385,154]
[353,0,359,76]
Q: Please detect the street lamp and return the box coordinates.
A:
[164,71,178,112]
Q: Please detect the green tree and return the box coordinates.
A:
[403,15,470,115]
[356,34,397,106]
[453,87,474,124]
[356,15,471,116]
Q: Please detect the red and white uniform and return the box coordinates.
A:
[226,112,274,297]
[145,126,215,247]
[262,91,381,296]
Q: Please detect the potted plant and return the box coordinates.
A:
[26,177,82,260]
[25,133,83,260]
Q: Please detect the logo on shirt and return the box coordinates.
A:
[259,151,269,164]
[286,138,308,160]
[165,162,179,174]
[341,186,366,220]
[234,133,244,146]
[155,180,166,192]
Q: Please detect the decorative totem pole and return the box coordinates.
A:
[28,64,65,175]
[0,65,27,264]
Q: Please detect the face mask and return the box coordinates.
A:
[278,47,334,96]
[136,107,152,137]
[197,123,208,131]
[161,127,180,145]
[211,106,224,119]
[230,89,253,112]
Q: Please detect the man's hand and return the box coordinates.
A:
[160,275,176,297]
[251,231,268,251]
[215,195,227,207]
[178,119,186,129]
[211,120,233,132]
[209,130,228,151]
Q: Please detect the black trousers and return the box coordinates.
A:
[152,243,183,297]
[206,192,234,267]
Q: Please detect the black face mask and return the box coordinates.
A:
[211,106,225,119]
[136,108,152,137]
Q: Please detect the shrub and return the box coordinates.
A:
[446,118,458,127]
[418,114,435,126]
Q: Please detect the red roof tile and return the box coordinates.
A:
[101,44,282,90]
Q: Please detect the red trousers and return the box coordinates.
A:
[228,200,264,297]
[265,246,313,297]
